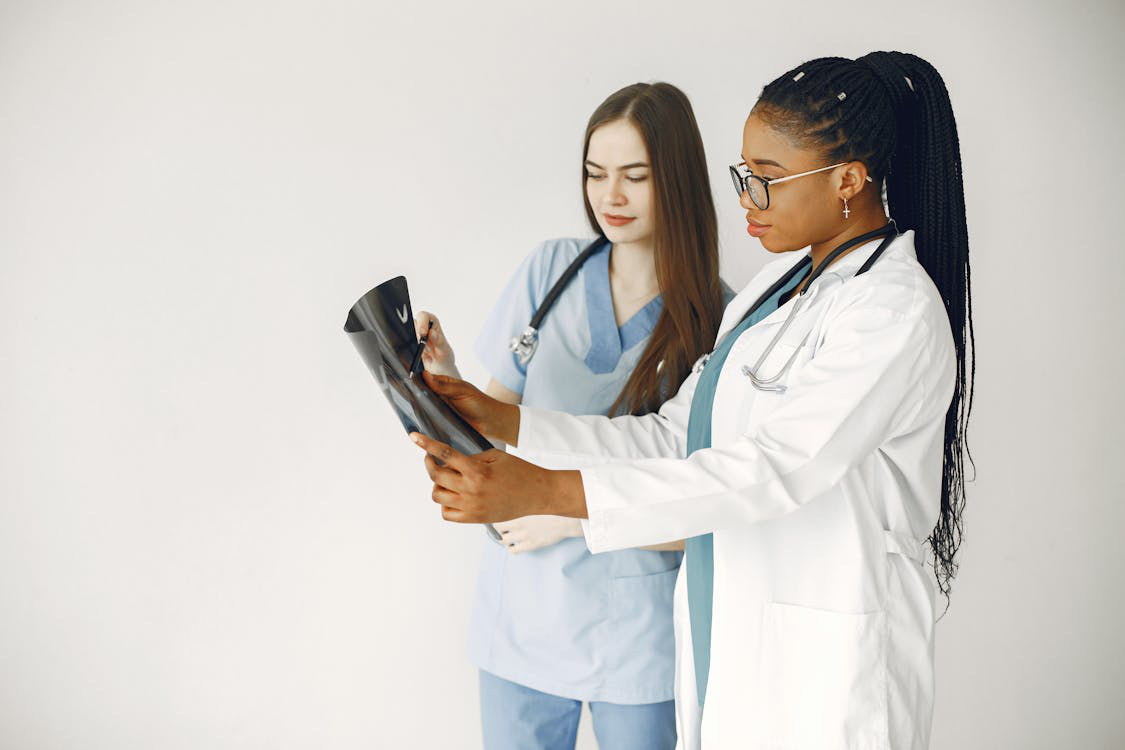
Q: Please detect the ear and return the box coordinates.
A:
[834,161,871,201]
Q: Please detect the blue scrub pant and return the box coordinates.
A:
[479,670,676,750]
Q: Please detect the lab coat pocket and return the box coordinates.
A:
[755,601,889,750]
[605,567,679,698]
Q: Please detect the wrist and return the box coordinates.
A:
[500,403,520,446]
[544,470,587,519]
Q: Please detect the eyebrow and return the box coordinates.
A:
[585,160,650,170]
[741,156,787,170]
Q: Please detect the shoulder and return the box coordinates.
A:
[525,236,599,274]
[514,237,599,296]
[828,231,954,361]
[839,232,944,314]
[494,237,599,310]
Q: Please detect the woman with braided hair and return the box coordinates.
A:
[413,50,974,749]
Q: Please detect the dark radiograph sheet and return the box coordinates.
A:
[344,276,502,541]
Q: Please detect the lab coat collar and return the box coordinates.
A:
[715,229,916,344]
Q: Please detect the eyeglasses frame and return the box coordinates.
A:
[729,161,873,209]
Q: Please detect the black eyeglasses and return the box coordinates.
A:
[729,161,870,210]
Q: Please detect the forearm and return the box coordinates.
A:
[513,370,697,462]
[481,380,522,447]
[517,407,686,462]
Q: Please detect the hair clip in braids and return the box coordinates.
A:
[904,75,914,91]
[837,92,847,101]
[792,71,805,82]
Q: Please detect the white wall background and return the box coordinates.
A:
[2,0,1123,747]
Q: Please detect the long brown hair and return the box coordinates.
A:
[582,83,725,416]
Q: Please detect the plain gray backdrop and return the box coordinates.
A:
[2,0,1123,747]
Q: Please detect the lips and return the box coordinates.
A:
[746,218,771,238]
[603,213,636,227]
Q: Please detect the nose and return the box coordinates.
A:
[605,175,628,206]
[739,189,754,211]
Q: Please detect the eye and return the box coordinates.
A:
[751,166,784,181]
[626,175,648,183]
[587,172,607,181]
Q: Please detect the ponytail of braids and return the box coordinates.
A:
[756,52,975,600]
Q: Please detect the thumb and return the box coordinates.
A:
[424,370,466,394]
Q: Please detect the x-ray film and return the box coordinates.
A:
[344,276,502,542]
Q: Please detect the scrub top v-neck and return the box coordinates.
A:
[468,237,694,705]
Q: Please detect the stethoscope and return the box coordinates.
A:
[509,237,608,365]
[695,220,899,394]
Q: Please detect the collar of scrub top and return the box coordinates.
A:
[582,241,665,375]
[509,237,607,366]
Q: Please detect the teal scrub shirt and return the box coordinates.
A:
[683,261,809,705]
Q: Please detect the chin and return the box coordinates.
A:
[759,232,802,255]
[758,234,786,254]
[599,223,648,245]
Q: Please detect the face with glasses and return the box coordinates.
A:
[733,112,875,254]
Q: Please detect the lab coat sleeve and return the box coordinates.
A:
[516,366,700,462]
[577,300,954,552]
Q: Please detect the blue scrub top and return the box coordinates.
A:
[469,237,731,705]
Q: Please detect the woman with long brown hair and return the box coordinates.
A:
[414,82,729,749]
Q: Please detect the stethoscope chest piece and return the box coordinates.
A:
[509,326,540,366]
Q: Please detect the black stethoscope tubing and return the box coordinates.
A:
[511,220,898,369]
[508,237,608,366]
[693,219,900,375]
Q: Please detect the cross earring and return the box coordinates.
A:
[842,197,850,219]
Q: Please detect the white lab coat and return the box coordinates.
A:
[516,230,955,749]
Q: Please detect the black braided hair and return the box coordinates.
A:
[756,52,975,599]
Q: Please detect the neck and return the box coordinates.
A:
[608,238,658,294]
[808,208,889,272]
